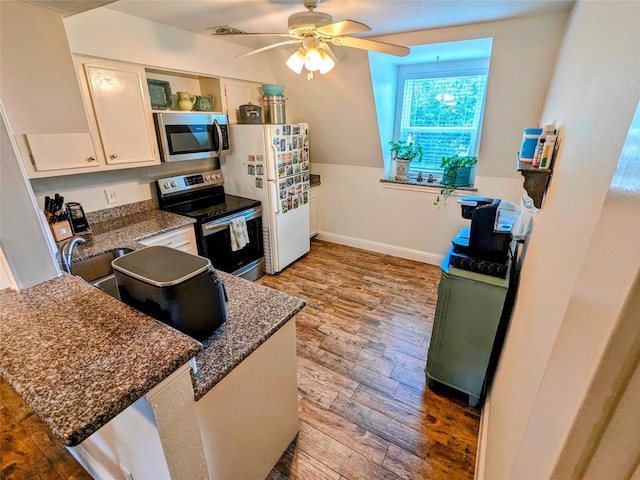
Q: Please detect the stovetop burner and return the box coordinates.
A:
[155,169,261,223]
[165,194,261,223]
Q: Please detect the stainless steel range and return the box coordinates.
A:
[155,170,264,281]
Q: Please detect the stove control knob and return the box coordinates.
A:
[215,173,221,179]
[163,182,170,189]
[171,181,177,187]
[205,175,211,181]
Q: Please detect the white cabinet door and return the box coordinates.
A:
[139,226,198,254]
[223,81,262,123]
[25,133,98,172]
[83,61,158,165]
[309,186,319,237]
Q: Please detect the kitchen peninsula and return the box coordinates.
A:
[0,204,306,480]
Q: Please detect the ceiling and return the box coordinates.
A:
[24,0,574,55]
[93,1,572,48]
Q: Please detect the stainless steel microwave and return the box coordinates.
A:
[153,112,231,162]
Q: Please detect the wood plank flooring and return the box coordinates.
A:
[259,240,480,480]
[0,239,479,480]
[0,377,92,480]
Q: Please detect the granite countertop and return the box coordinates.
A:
[193,274,305,400]
[69,200,196,262]
[0,274,202,446]
[1,199,306,447]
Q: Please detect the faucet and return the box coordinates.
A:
[61,236,87,274]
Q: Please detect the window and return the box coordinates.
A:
[395,61,489,178]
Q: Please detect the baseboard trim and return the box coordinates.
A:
[315,231,444,265]
[474,392,491,480]
[67,443,119,480]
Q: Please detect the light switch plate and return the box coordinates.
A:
[105,188,117,204]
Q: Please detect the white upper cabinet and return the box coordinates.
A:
[223,80,263,124]
[78,57,159,167]
[0,2,102,177]
[25,133,97,172]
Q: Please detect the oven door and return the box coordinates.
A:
[200,206,264,280]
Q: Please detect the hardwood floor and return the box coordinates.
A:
[0,239,479,480]
[259,240,480,480]
[0,378,92,480]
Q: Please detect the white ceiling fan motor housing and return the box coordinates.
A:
[288,11,334,36]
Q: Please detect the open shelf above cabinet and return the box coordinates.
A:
[516,154,551,209]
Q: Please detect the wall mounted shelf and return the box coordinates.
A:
[516,154,551,209]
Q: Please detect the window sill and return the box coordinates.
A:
[379,177,478,195]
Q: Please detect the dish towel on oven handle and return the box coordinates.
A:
[230,216,250,252]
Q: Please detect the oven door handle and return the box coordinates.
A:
[202,206,262,236]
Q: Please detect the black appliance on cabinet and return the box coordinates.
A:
[154,170,264,281]
[112,246,228,341]
[449,196,519,278]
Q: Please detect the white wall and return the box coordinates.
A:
[312,163,523,262]
[63,8,279,84]
[33,8,566,260]
[1,102,60,289]
[479,1,640,478]
[272,13,567,260]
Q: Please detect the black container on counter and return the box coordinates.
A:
[112,246,228,341]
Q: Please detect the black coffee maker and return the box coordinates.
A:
[449,196,517,277]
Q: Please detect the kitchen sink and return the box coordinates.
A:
[71,248,133,299]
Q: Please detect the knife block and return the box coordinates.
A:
[45,212,73,242]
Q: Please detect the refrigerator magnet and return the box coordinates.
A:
[256,177,263,188]
[256,154,264,162]
[248,154,256,162]
[247,164,255,175]
[256,163,264,175]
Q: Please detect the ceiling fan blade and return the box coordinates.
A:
[319,42,338,64]
[210,31,296,39]
[330,36,410,57]
[315,19,371,37]
[235,39,302,58]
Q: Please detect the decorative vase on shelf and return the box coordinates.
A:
[177,91,195,111]
[194,94,214,111]
[395,158,411,181]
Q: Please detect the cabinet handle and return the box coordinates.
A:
[87,157,96,162]
[110,154,118,159]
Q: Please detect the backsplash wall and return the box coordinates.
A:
[30,158,216,213]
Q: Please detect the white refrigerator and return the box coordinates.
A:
[220,123,310,274]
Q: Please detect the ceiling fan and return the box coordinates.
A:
[209,0,409,79]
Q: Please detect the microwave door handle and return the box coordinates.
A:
[213,119,223,156]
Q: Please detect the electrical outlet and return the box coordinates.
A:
[104,188,117,204]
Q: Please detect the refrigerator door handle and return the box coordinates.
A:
[269,180,279,215]
[268,144,278,181]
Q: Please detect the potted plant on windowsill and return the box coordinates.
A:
[389,140,423,181]
[434,155,478,205]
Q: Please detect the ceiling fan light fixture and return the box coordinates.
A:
[286,48,306,74]
[304,45,322,72]
[318,48,335,74]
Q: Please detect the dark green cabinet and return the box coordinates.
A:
[426,250,509,407]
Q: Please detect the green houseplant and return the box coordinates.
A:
[434,155,478,205]
[389,140,423,181]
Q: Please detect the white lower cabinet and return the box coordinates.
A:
[68,320,298,480]
[139,226,198,254]
[309,185,320,237]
